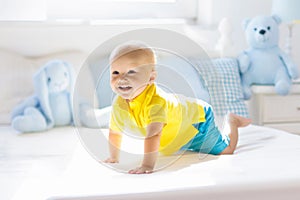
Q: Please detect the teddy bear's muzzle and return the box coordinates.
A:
[259,29,266,35]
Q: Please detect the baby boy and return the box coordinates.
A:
[104,41,251,174]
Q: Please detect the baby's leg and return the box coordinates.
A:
[220,113,251,154]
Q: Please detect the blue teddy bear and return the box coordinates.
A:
[238,15,299,100]
[11,60,75,133]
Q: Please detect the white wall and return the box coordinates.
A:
[196,0,300,72]
[0,0,299,71]
[0,23,185,57]
[200,0,273,50]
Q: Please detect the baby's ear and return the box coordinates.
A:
[149,69,157,84]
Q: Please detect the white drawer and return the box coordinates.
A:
[263,94,300,123]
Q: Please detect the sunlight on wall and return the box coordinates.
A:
[0,0,46,21]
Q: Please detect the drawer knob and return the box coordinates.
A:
[298,107,300,111]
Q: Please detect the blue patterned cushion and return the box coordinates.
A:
[193,58,249,117]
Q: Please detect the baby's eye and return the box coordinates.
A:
[112,71,119,75]
[267,26,271,30]
[254,28,257,31]
[127,70,136,74]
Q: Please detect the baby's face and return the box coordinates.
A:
[110,55,155,100]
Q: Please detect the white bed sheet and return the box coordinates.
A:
[1,125,300,200]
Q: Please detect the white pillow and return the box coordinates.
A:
[0,49,87,125]
[34,50,87,74]
[94,106,111,128]
[0,50,38,124]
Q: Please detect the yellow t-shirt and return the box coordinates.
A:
[110,83,208,155]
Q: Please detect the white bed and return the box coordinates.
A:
[1,22,299,200]
[1,124,300,200]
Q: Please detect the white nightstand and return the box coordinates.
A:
[247,84,300,135]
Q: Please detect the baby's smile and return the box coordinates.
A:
[118,85,133,92]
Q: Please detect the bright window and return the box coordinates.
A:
[0,0,46,21]
[0,0,198,23]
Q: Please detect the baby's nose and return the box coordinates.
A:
[118,75,128,82]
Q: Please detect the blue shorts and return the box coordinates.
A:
[181,107,229,155]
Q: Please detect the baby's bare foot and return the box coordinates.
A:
[229,113,251,128]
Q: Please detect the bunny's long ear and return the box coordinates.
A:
[33,64,54,128]
[64,61,75,93]
[63,61,76,119]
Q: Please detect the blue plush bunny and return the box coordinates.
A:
[238,15,299,99]
[11,60,75,132]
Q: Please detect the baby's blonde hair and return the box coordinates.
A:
[109,41,156,66]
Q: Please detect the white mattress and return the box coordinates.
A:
[1,125,300,200]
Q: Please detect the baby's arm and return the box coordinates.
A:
[129,122,164,174]
[104,129,122,163]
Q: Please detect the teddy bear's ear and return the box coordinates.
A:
[242,18,251,30]
[272,14,282,25]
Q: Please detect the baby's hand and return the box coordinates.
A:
[129,166,153,174]
[104,157,119,163]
